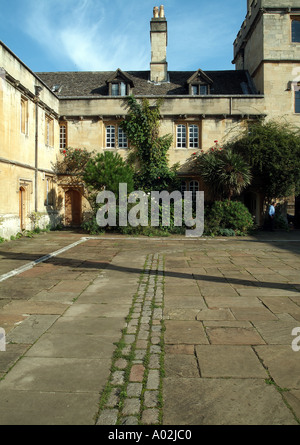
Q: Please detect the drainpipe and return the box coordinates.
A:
[34,86,43,212]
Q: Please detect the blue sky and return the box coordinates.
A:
[0,0,247,72]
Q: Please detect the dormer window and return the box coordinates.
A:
[191,84,208,95]
[106,69,134,97]
[112,82,127,96]
[187,69,213,96]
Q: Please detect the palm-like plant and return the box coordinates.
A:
[197,146,252,201]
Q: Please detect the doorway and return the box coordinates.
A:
[65,189,82,226]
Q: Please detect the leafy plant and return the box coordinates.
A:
[83,151,135,202]
[204,200,254,235]
[120,96,178,193]
[195,142,252,200]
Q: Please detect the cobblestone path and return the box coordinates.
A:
[96,253,165,425]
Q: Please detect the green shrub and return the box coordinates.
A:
[81,216,104,235]
[204,200,254,236]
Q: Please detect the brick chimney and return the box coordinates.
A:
[150,5,168,83]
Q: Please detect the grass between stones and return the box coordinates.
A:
[95,254,165,425]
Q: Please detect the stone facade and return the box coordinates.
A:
[234,0,300,124]
[0,1,299,236]
[0,44,61,238]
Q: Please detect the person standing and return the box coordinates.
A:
[268,201,276,231]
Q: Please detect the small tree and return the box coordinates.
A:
[120,95,178,193]
[82,151,135,203]
[228,120,300,204]
[195,142,252,201]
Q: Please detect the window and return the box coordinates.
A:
[20,97,28,134]
[189,125,199,148]
[111,82,127,96]
[177,124,186,148]
[296,91,300,113]
[45,114,54,147]
[106,125,116,148]
[176,123,200,148]
[292,18,300,42]
[105,124,128,149]
[118,127,128,148]
[180,181,187,194]
[189,181,199,202]
[45,176,54,206]
[191,85,198,95]
[191,84,208,95]
[59,122,67,149]
[180,180,199,201]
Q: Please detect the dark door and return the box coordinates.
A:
[65,189,82,226]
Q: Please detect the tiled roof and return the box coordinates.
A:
[36,70,258,98]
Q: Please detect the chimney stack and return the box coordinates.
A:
[150,5,168,83]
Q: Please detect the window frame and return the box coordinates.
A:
[105,123,128,149]
[191,84,208,95]
[111,81,128,97]
[106,124,116,148]
[59,122,67,149]
[291,16,300,43]
[180,179,200,202]
[176,122,201,149]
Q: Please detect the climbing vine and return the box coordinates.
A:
[120,95,178,193]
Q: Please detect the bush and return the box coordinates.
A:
[204,200,254,236]
[81,216,104,235]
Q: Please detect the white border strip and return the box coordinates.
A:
[0,238,87,283]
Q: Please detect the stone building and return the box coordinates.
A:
[0,1,299,237]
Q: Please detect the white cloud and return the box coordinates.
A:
[23,0,150,71]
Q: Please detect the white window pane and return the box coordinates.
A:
[106,125,115,147]
[60,125,66,149]
[118,127,128,148]
[120,82,126,96]
[177,124,186,148]
[189,125,199,148]
[112,84,119,96]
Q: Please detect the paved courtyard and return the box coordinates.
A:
[0,230,300,425]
